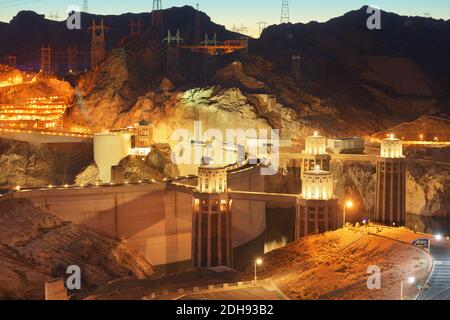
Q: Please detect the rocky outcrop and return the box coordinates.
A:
[0,72,73,103]
[64,49,136,131]
[330,158,449,218]
[0,64,23,87]
[119,144,179,183]
[75,164,100,185]
[406,162,450,217]
[331,160,377,215]
[0,199,154,299]
[214,61,268,92]
[75,144,179,184]
[0,138,92,188]
[372,116,450,141]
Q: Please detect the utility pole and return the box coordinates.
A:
[281,0,290,24]
[49,11,60,20]
[231,23,248,35]
[129,17,142,36]
[257,21,268,37]
[67,46,78,74]
[201,34,218,81]
[40,45,52,75]
[291,54,301,80]
[152,0,163,29]
[194,2,202,44]
[7,56,16,68]
[162,30,183,72]
[89,19,107,68]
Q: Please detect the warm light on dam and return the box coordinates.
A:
[301,165,334,200]
[381,135,403,158]
[197,164,228,193]
[304,131,327,155]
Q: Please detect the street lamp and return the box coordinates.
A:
[343,200,353,228]
[400,276,416,300]
[254,258,263,285]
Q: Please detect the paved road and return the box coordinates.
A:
[419,241,450,300]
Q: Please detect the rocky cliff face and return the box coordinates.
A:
[331,159,377,217]
[0,199,154,299]
[406,162,450,217]
[0,138,92,188]
[0,71,73,103]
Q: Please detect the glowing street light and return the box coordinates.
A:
[343,200,353,228]
[400,276,416,300]
[254,258,263,285]
[419,134,424,141]
[434,234,443,241]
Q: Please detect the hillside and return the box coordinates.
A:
[0,199,154,299]
[54,6,449,138]
[240,228,431,300]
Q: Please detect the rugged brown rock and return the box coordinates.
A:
[0,199,154,299]
[0,138,91,188]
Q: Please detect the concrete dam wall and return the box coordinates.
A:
[10,165,266,269]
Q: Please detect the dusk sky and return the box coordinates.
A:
[0,0,449,37]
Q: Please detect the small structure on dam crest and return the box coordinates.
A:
[296,165,338,238]
[192,162,233,269]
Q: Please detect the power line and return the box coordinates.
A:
[257,21,268,37]
[281,0,290,24]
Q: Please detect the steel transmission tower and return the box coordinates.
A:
[291,54,301,80]
[67,46,78,74]
[40,45,52,75]
[129,17,142,36]
[152,0,163,28]
[89,19,107,68]
[281,0,290,24]
[83,0,88,13]
[257,21,268,37]
[162,30,183,72]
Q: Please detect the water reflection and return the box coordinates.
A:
[406,213,450,236]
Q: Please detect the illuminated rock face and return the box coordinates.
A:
[302,166,334,200]
[193,165,232,268]
[375,136,406,226]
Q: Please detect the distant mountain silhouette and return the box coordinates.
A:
[0,6,240,71]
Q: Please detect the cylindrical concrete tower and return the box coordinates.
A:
[375,135,406,226]
[93,132,131,183]
[300,132,331,177]
[296,165,338,239]
[192,164,232,269]
[305,132,327,155]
